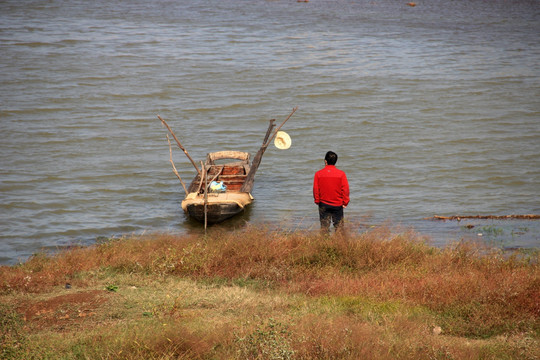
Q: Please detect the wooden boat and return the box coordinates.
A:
[181,151,253,223]
[157,107,297,225]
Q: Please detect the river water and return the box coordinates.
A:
[1,0,539,265]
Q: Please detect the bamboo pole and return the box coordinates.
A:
[167,135,188,195]
[157,115,201,176]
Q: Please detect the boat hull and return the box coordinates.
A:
[181,192,253,224]
[185,202,244,223]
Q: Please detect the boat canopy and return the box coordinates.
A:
[206,151,250,164]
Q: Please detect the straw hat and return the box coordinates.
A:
[274,131,291,150]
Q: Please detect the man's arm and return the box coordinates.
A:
[313,173,320,204]
[342,173,350,207]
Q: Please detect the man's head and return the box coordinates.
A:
[325,151,338,165]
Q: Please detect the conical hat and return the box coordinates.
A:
[274,131,291,150]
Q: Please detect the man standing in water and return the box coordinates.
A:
[313,151,350,233]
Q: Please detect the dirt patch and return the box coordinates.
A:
[18,290,111,331]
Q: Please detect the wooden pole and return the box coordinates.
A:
[202,161,208,232]
[167,135,188,195]
[239,119,275,193]
[196,163,206,194]
[240,107,298,193]
[262,119,276,145]
[264,106,298,147]
[157,115,201,176]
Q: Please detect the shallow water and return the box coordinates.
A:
[1,0,539,264]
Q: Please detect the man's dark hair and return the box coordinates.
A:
[325,151,338,165]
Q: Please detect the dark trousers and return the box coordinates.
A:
[318,203,344,232]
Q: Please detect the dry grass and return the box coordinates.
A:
[1,224,538,359]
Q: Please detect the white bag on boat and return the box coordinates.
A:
[210,181,227,192]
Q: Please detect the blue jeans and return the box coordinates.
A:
[318,202,344,232]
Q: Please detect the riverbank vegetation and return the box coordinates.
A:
[1,224,538,359]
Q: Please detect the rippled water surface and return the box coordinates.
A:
[1,0,539,264]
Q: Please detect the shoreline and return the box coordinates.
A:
[2,215,539,267]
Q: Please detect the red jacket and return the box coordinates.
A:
[313,165,350,207]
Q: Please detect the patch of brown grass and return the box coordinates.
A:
[16,290,110,330]
[1,224,538,346]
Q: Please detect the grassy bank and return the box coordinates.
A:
[1,225,538,359]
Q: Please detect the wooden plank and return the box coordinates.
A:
[222,166,246,175]
[218,175,247,181]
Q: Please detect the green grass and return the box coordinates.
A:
[0,225,538,359]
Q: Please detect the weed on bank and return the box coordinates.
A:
[1,225,538,359]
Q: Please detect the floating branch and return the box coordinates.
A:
[425,214,540,221]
